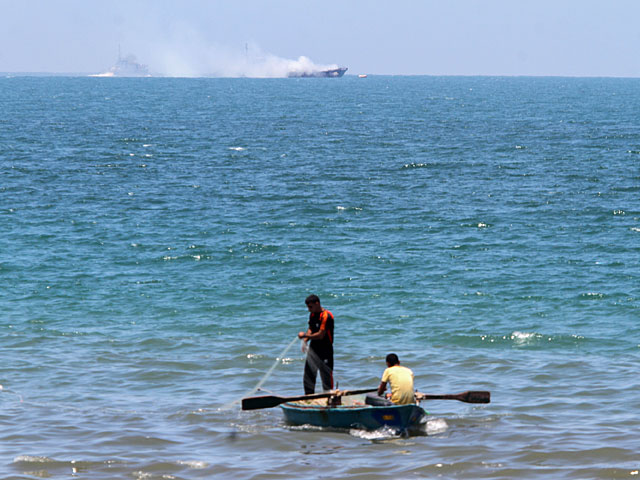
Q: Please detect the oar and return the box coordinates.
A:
[415,390,490,404]
[242,388,377,410]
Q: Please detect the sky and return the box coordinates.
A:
[1,0,639,77]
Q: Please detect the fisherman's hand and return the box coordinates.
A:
[297,332,306,339]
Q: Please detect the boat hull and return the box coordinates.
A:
[287,67,347,78]
[281,402,426,432]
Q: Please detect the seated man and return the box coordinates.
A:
[368,353,415,405]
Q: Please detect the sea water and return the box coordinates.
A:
[1,75,638,479]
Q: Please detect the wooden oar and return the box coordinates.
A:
[415,390,490,404]
[242,388,377,410]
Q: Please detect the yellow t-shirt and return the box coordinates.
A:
[381,365,415,405]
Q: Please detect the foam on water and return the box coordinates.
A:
[287,424,326,432]
[511,331,538,343]
[425,418,449,435]
[347,417,449,441]
[14,455,55,464]
[175,460,208,469]
[349,425,402,441]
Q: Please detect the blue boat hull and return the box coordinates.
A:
[280,402,426,432]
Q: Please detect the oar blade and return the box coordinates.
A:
[415,390,491,404]
[462,390,491,403]
[241,395,285,410]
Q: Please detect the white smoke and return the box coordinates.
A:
[148,32,338,78]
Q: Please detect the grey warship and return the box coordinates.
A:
[287,67,347,78]
[91,48,151,77]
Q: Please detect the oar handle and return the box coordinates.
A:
[242,387,377,410]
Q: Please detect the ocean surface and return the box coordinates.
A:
[1,75,638,479]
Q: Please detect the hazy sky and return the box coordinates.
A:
[1,0,639,76]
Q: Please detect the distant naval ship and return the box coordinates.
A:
[287,67,347,78]
[91,49,151,77]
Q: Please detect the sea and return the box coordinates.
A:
[1,75,638,479]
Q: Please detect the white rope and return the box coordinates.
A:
[221,336,299,410]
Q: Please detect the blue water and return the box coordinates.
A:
[1,75,639,479]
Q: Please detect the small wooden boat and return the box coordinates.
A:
[242,388,489,435]
[280,395,426,433]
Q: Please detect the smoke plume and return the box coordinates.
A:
[149,37,338,77]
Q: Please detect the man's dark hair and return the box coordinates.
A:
[386,353,400,366]
[305,294,320,305]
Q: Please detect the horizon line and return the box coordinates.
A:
[3,71,640,80]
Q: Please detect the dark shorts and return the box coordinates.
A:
[303,350,333,394]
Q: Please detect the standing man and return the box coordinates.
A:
[298,294,334,394]
[376,353,415,405]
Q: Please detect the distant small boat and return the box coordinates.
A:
[358,74,368,78]
[287,67,347,78]
[280,395,426,434]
